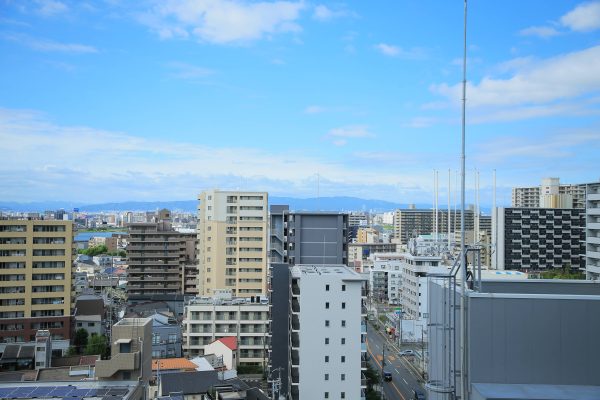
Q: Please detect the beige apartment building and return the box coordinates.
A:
[197,190,268,297]
[512,177,586,209]
[0,219,74,343]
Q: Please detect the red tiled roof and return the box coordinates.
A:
[217,336,237,350]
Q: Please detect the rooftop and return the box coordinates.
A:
[215,337,237,351]
[152,358,197,372]
[291,264,366,281]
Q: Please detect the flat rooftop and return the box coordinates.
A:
[291,265,366,281]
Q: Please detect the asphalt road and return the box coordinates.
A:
[366,324,424,400]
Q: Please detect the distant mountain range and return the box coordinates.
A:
[0,197,435,213]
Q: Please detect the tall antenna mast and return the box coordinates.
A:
[460,1,469,399]
[493,169,497,269]
[448,169,451,249]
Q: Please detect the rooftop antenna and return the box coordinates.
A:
[317,173,320,211]
[448,169,451,250]
[493,169,497,269]
[460,1,469,399]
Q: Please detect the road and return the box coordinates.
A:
[366,324,424,400]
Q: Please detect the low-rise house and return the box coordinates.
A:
[74,295,105,337]
[204,337,237,370]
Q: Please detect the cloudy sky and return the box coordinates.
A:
[1,0,600,206]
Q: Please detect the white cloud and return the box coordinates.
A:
[560,1,600,32]
[35,0,68,16]
[304,105,326,114]
[327,125,373,139]
[3,33,98,53]
[374,43,425,59]
[519,25,561,38]
[142,0,305,44]
[312,4,354,21]
[0,108,425,202]
[167,61,214,79]
[431,45,600,108]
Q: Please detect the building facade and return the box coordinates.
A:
[512,177,586,209]
[182,297,268,367]
[269,205,349,266]
[198,190,268,297]
[149,312,183,359]
[289,265,367,400]
[393,209,490,245]
[585,182,600,280]
[399,253,444,319]
[492,207,585,271]
[369,255,404,305]
[0,219,74,343]
[126,210,187,297]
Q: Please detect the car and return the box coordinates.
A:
[383,370,392,381]
[399,350,416,356]
[412,389,426,400]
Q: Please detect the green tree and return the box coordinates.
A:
[80,245,108,257]
[84,334,109,357]
[73,328,89,354]
[66,346,78,357]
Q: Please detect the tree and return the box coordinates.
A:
[84,334,109,358]
[66,346,78,357]
[74,328,89,354]
[79,245,108,257]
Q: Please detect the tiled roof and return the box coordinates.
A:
[152,358,197,371]
[217,336,237,350]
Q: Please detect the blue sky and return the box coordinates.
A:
[1,0,600,206]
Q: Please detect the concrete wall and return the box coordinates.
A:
[269,263,290,394]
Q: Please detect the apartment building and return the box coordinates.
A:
[96,318,152,382]
[399,253,444,319]
[288,265,367,400]
[198,190,268,297]
[0,219,74,343]
[369,255,404,305]
[585,182,600,280]
[393,209,490,245]
[269,205,349,266]
[492,207,585,271]
[182,297,268,368]
[512,177,586,209]
[126,210,187,297]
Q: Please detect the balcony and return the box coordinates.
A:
[291,367,299,384]
[291,349,299,366]
[292,299,300,314]
[361,323,367,334]
[95,351,139,378]
[589,236,600,245]
[291,283,300,296]
[291,332,299,348]
[291,314,300,331]
[589,223,600,230]
[361,372,367,387]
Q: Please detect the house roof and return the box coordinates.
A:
[74,298,104,316]
[152,358,197,371]
[159,370,218,395]
[216,336,237,350]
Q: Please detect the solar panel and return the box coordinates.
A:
[107,389,128,396]
[31,386,57,396]
[86,388,98,397]
[0,388,15,397]
[94,389,109,396]
[12,387,37,397]
[70,389,90,397]
[50,386,74,397]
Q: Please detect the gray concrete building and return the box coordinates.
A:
[426,279,600,400]
[492,207,585,271]
[269,205,349,266]
[585,182,600,280]
[149,312,182,359]
[393,209,490,245]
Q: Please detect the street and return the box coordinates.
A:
[366,323,424,400]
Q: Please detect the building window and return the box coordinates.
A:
[325,356,329,362]
[341,320,346,327]
[341,392,345,399]
[325,302,329,309]
[342,284,346,291]
[325,338,329,345]
[325,284,329,291]
[324,374,329,381]
[341,356,345,363]
[341,338,345,345]
[325,320,329,327]
[325,393,329,399]
[341,302,346,309]
[341,373,345,381]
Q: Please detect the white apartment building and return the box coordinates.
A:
[197,190,268,297]
[400,253,444,319]
[585,182,600,280]
[289,265,367,400]
[182,297,268,368]
[512,177,585,209]
[369,254,404,305]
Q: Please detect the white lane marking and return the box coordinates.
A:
[403,377,408,385]
[394,368,400,374]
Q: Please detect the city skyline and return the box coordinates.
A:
[1,1,600,204]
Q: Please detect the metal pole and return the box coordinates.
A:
[460,1,469,399]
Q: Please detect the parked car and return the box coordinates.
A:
[383,370,393,381]
[412,389,426,400]
[399,350,416,356]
